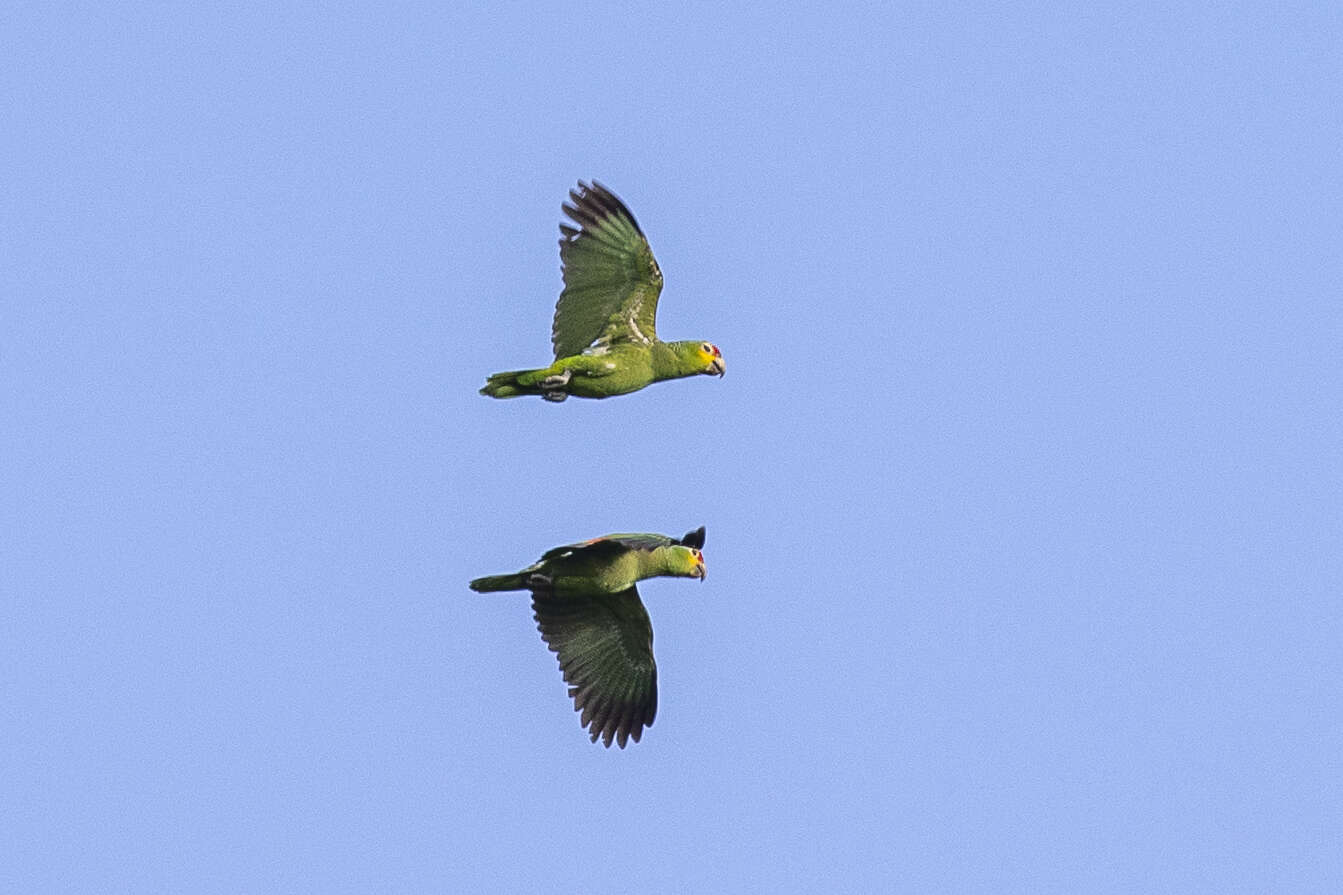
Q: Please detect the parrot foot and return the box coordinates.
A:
[539,370,572,389]
[539,369,570,402]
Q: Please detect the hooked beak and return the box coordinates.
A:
[695,563,706,581]
[709,358,725,377]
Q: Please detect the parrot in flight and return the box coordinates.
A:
[470,526,707,747]
[479,181,725,401]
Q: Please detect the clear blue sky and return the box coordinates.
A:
[5,3,1340,892]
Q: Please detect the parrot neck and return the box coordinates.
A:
[652,341,706,380]
[650,547,684,578]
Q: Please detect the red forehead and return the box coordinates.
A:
[710,344,720,357]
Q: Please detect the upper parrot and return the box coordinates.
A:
[470,526,707,747]
[479,181,725,401]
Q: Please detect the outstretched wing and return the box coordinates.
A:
[552,181,664,360]
[533,586,657,748]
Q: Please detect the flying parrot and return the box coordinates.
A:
[479,181,725,401]
[470,526,707,747]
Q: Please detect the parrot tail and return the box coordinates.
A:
[469,572,529,592]
[479,369,542,399]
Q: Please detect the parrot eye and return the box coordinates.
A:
[701,343,711,353]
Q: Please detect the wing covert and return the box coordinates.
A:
[539,532,674,563]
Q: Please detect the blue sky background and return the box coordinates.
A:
[5,3,1341,892]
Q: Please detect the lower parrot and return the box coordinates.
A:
[470,527,707,747]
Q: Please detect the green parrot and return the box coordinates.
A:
[470,526,707,747]
[480,181,725,401]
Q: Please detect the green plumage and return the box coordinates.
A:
[470,527,706,747]
[479,182,725,401]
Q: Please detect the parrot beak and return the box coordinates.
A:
[695,563,706,581]
[710,358,725,377]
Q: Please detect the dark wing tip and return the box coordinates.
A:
[562,180,644,237]
[677,526,707,549]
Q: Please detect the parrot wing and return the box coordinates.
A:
[552,181,664,360]
[533,586,657,748]
[675,526,706,549]
[537,531,682,563]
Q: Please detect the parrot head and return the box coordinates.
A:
[668,545,707,581]
[696,342,726,377]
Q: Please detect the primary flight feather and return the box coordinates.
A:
[470,526,707,747]
[480,182,725,401]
